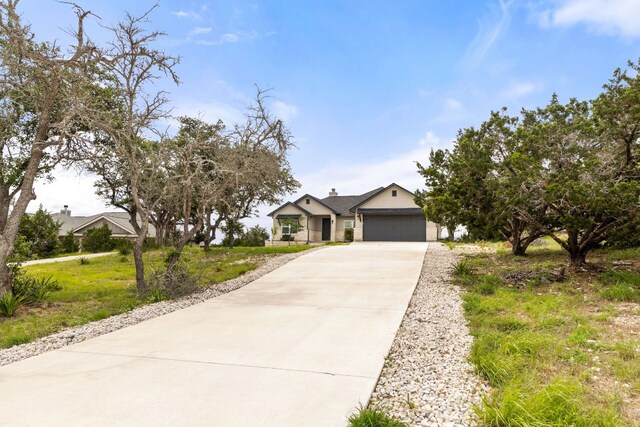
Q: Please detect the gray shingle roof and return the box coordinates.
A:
[52,212,156,237]
[319,187,384,216]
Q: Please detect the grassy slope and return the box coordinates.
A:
[455,239,640,426]
[0,245,312,349]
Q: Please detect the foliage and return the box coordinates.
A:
[344,228,354,242]
[0,291,24,317]
[114,239,132,255]
[78,257,90,265]
[82,225,116,253]
[348,406,406,427]
[12,274,61,304]
[146,262,199,300]
[452,259,473,277]
[59,231,80,254]
[13,206,61,259]
[281,234,295,241]
[238,225,269,247]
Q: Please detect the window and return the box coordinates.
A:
[344,220,354,229]
[282,224,299,235]
[392,190,397,197]
[305,198,310,205]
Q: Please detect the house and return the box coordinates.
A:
[267,183,440,244]
[52,206,156,242]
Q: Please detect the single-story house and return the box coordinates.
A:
[52,206,156,242]
[267,183,440,243]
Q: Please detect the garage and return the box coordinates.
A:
[361,208,426,242]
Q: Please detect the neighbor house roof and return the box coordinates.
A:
[320,187,384,216]
[52,211,156,237]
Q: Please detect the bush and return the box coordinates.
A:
[78,257,90,265]
[344,228,354,242]
[82,225,115,253]
[146,263,199,300]
[452,259,473,277]
[281,234,294,241]
[603,217,640,249]
[12,275,62,304]
[239,225,269,247]
[15,206,60,259]
[114,239,132,255]
[0,291,24,317]
[59,230,79,254]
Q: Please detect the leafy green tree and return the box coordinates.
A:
[241,225,269,247]
[82,225,115,253]
[59,231,80,254]
[15,206,60,259]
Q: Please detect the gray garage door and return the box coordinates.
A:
[363,215,426,241]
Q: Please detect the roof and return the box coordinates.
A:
[52,212,156,237]
[349,183,417,212]
[319,187,384,216]
[267,202,314,217]
[293,194,339,214]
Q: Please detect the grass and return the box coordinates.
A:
[0,244,314,349]
[348,406,406,427]
[454,237,640,426]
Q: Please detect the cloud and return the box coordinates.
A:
[171,10,202,20]
[461,0,511,70]
[271,100,298,121]
[196,30,273,46]
[444,97,463,111]
[500,80,540,98]
[189,27,212,35]
[172,101,246,128]
[419,131,442,148]
[537,0,640,38]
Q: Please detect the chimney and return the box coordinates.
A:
[61,205,71,216]
[329,188,338,197]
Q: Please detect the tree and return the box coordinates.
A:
[82,225,115,253]
[89,7,179,292]
[59,230,79,254]
[16,205,60,258]
[242,225,269,247]
[0,1,105,292]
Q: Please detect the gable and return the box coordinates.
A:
[357,184,418,209]
[74,217,134,236]
[270,203,311,217]
[295,196,333,215]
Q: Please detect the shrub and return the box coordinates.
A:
[281,234,294,241]
[348,406,406,427]
[16,206,60,259]
[239,225,269,247]
[145,263,198,299]
[78,257,90,265]
[82,225,116,253]
[344,228,354,242]
[452,259,473,277]
[0,291,25,317]
[59,230,79,253]
[114,239,132,255]
[12,275,61,304]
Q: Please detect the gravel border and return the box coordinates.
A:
[0,247,323,367]
[369,242,488,426]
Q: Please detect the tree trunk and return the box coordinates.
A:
[0,244,13,294]
[128,211,147,293]
[569,250,587,268]
[447,227,455,241]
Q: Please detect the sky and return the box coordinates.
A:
[20,0,640,233]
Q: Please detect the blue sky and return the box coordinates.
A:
[26,0,640,230]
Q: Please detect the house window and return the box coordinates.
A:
[305,198,310,205]
[282,224,299,235]
[392,190,397,197]
[344,220,354,229]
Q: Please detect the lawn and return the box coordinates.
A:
[454,238,640,426]
[0,245,314,349]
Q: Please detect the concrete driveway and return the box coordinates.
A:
[0,242,427,427]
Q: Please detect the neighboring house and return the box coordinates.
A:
[52,206,156,242]
[267,183,440,243]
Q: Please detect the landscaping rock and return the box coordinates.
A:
[369,243,487,426]
[0,248,323,367]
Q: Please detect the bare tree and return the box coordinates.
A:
[0,0,104,292]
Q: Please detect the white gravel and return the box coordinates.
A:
[0,248,322,367]
[369,242,488,426]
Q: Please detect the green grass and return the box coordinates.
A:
[0,245,315,349]
[348,406,406,427]
[456,242,640,426]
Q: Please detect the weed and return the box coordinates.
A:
[13,275,62,304]
[348,405,406,427]
[600,284,639,302]
[119,256,129,263]
[6,332,30,347]
[405,393,415,409]
[78,257,90,265]
[0,291,25,317]
[452,259,473,277]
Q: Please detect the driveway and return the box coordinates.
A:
[0,242,427,426]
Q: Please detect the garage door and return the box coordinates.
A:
[363,215,426,241]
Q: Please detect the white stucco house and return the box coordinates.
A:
[267,183,440,244]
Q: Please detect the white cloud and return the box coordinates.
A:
[196,30,273,46]
[444,97,463,111]
[171,10,201,20]
[221,33,240,43]
[189,27,212,35]
[461,0,511,70]
[172,101,246,128]
[271,100,298,121]
[538,0,640,38]
[419,131,442,147]
[500,80,539,98]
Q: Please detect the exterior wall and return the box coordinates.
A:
[75,218,129,236]
[270,205,311,243]
[358,185,418,209]
[335,216,355,241]
[294,197,333,216]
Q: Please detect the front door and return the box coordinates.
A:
[321,218,331,241]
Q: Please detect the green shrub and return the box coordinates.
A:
[348,406,406,427]
[114,239,132,255]
[281,234,294,241]
[0,291,24,317]
[58,230,79,254]
[12,275,61,304]
[344,228,354,242]
[78,257,90,265]
[15,206,60,259]
[146,263,199,299]
[82,225,115,253]
[239,225,269,247]
[452,259,473,277]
